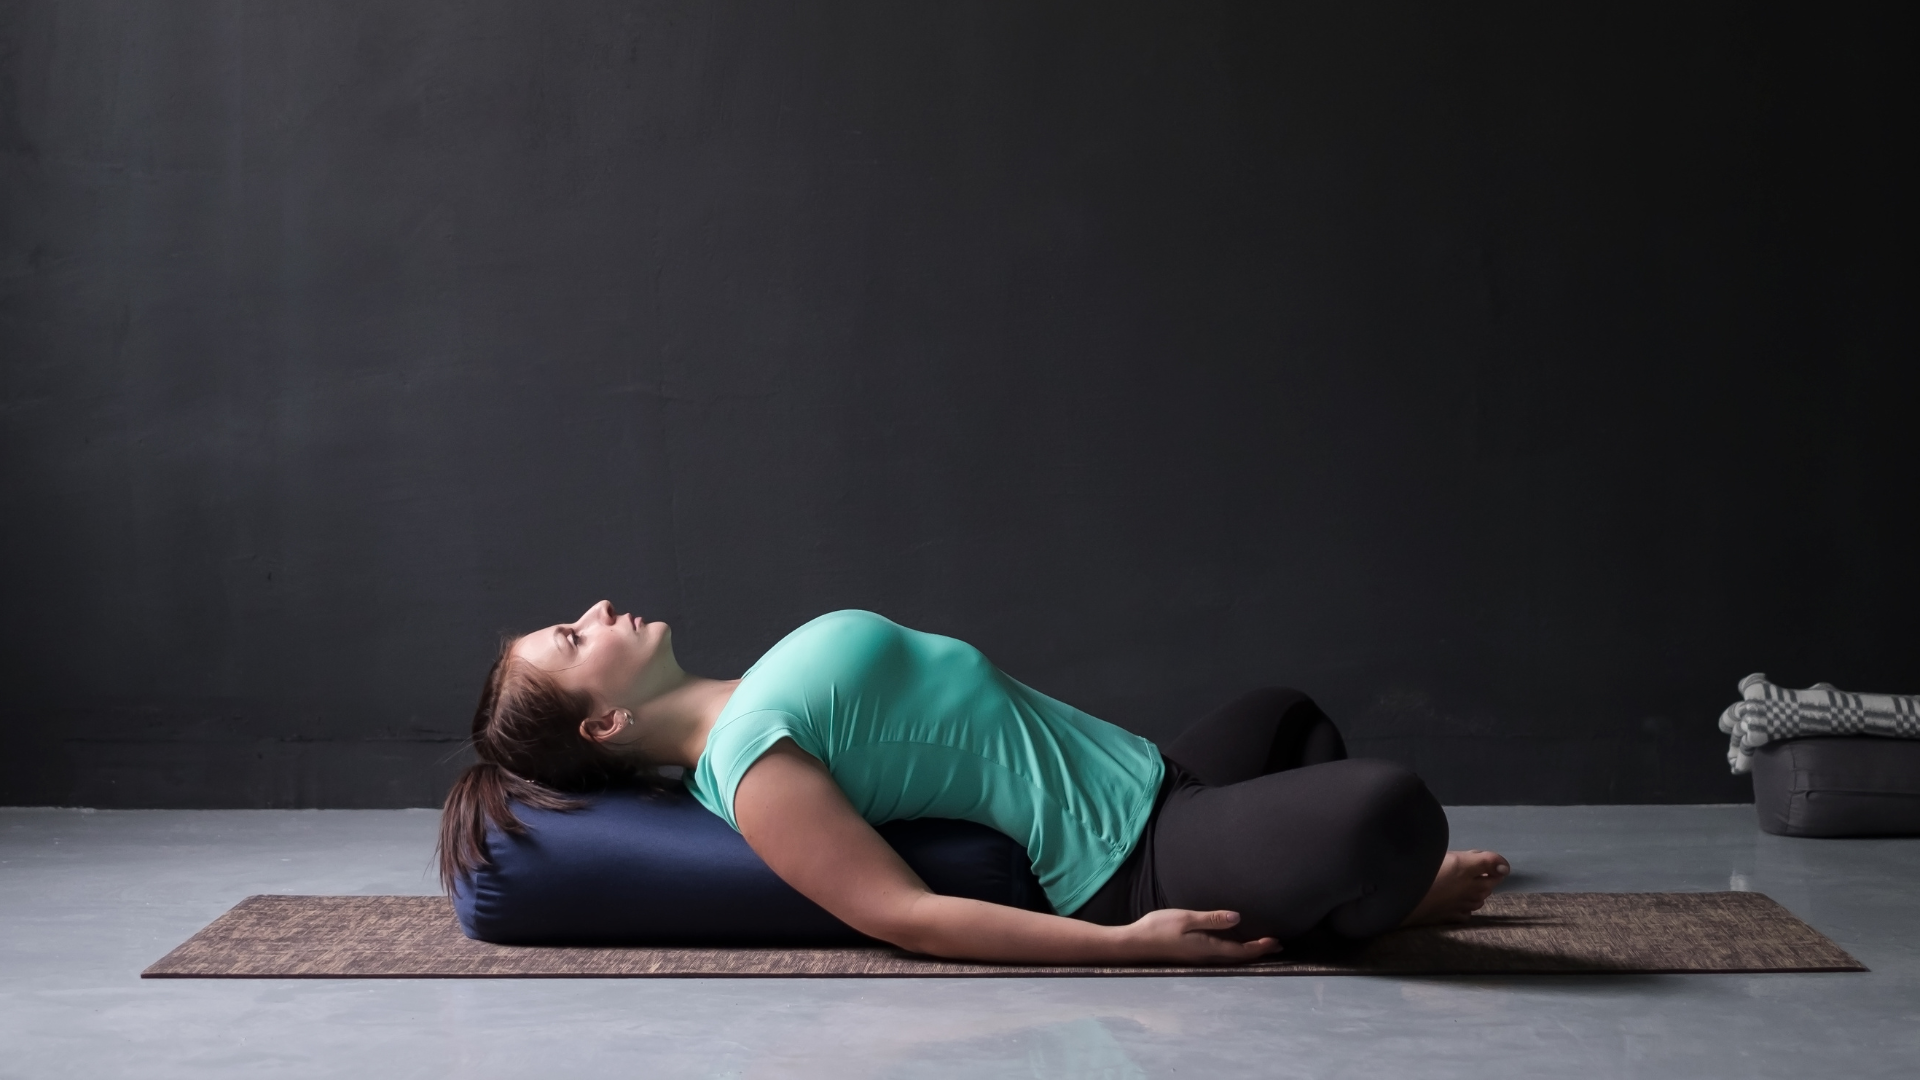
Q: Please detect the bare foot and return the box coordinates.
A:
[1400,849,1511,927]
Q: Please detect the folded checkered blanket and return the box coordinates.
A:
[1720,673,1920,774]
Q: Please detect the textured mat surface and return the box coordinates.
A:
[143,891,1864,978]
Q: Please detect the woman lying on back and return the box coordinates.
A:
[438,604,1509,965]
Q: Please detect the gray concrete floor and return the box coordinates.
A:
[1,805,1914,1080]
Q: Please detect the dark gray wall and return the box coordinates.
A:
[3,1,1915,807]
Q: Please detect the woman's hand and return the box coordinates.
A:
[1121,909,1280,964]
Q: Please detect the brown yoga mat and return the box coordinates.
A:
[143,891,1863,978]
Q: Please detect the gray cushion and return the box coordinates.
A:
[1751,737,1920,837]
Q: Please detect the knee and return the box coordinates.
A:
[1336,759,1449,856]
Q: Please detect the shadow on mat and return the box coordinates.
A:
[1282,921,1645,974]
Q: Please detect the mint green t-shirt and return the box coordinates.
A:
[684,610,1165,915]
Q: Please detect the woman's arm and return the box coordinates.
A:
[733,740,1279,965]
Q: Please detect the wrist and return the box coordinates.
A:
[1103,919,1147,963]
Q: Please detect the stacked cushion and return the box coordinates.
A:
[452,786,1047,944]
[1751,737,1920,837]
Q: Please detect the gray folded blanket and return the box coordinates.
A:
[1720,673,1920,774]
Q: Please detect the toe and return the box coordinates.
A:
[1460,851,1509,876]
[1456,852,1488,872]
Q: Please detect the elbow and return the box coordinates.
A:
[855,897,947,956]
[878,926,937,956]
[861,916,936,956]
[892,920,958,958]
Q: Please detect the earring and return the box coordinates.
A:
[622,711,635,729]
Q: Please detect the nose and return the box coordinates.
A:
[577,600,614,626]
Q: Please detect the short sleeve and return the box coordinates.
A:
[683,710,810,831]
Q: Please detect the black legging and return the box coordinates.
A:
[1073,688,1448,942]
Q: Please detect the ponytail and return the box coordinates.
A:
[436,760,587,892]
[435,639,666,892]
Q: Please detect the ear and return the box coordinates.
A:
[579,708,626,745]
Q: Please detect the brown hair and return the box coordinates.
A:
[435,638,660,891]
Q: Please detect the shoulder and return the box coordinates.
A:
[688,707,811,827]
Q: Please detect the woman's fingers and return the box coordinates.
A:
[1186,909,1242,931]
[1243,936,1281,957]
[1162,910,1282,962]
[1126,908,1283,963]
[1196,932,1280,962]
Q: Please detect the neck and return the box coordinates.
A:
[619,672,737,770]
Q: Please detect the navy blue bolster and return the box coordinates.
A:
[452,786,1048,945]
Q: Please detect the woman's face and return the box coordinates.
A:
[511,600,675,709]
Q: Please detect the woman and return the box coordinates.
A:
[438,603,1509,965]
